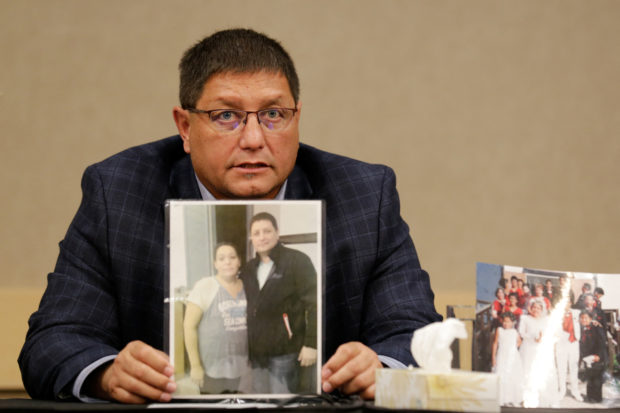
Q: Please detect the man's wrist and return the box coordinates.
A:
[377,355,405,369]
[72,355,116,403]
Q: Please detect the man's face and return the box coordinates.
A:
[584,294,594,308]
[250,219,279,256]
[579,313,591,327]
[174,71,301,199]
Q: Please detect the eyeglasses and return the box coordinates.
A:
[187,108,297,133]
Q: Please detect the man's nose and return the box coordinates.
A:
[239,113,266,149]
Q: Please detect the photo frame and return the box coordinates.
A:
[165,200,323,399]
[474,262,620,408]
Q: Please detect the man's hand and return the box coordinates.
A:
[298,346,317,367]
[321,341,382,400]
[86,340,176,404]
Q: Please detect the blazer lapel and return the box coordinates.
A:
[285,163,314,200]
[169,153,201,200]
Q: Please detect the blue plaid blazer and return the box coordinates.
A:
[19,135,441,399]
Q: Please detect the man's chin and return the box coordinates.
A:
[225,182,282,200]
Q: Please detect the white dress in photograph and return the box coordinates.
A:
[495,327,524,406]
[519,314,559,407]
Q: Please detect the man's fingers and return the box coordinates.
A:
[325,350,376,391]
[322,343,358,379]
[360,383,376,400]
[106,384,147,405]
[321,341,381,399]
[126,341,172,375]
[103,357,175,403]
[95,341,176,403]
[339,361,378,395]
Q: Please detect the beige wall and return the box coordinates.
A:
[2,0,619,390]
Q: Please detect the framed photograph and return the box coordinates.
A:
[165,200,323,399]
[474,262,620,408]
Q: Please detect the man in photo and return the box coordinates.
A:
[240,212,317,393]
[555,302,582,402]
[579,310,607,403]
[574,282,592,309]
[543,279,560,307]
[593,287,605,309]
[558,274,575,307]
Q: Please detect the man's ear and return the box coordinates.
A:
[172,106,191,154]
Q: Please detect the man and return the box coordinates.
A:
[573,282,591,309]
[583,293,607,332]
[505,276,523,304]
[240,212,317,393]
[543,279,560,307]
[593,287,605,309]
[558,274,575,307]
[579,310,607,403]
[555,302,582,402]
[19,29,441,403]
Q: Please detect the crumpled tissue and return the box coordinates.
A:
[410,318,467,373]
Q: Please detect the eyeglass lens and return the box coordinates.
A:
[208,109,294,132]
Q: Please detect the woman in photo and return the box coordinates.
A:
[530,283,551,315]
[519,301,559,407]
[492,311,523,406]
[183,242,250,393]
[492,287,507,327]
[503,292,523,328]
[520,284,532,313]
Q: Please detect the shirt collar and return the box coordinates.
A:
[195,175,288,201]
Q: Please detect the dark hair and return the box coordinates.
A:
[583,282,592,291]
[594,287,605,296]
[249,212,278,232]
[508,292,518,300]
[495,287,504,298]
[179,28,300,109]
[500,311,516,321]
[579,309,593,319]
[214,241,238,257]
[510,275,518,281]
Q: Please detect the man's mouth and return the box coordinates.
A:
[234,162,269,170]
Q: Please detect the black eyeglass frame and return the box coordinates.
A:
[186,107,298,131]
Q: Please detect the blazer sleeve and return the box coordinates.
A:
[18,165,122,399]
[359,167,442,366]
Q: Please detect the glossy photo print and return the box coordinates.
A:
[475,263,620,408]
[166,200,323,399]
